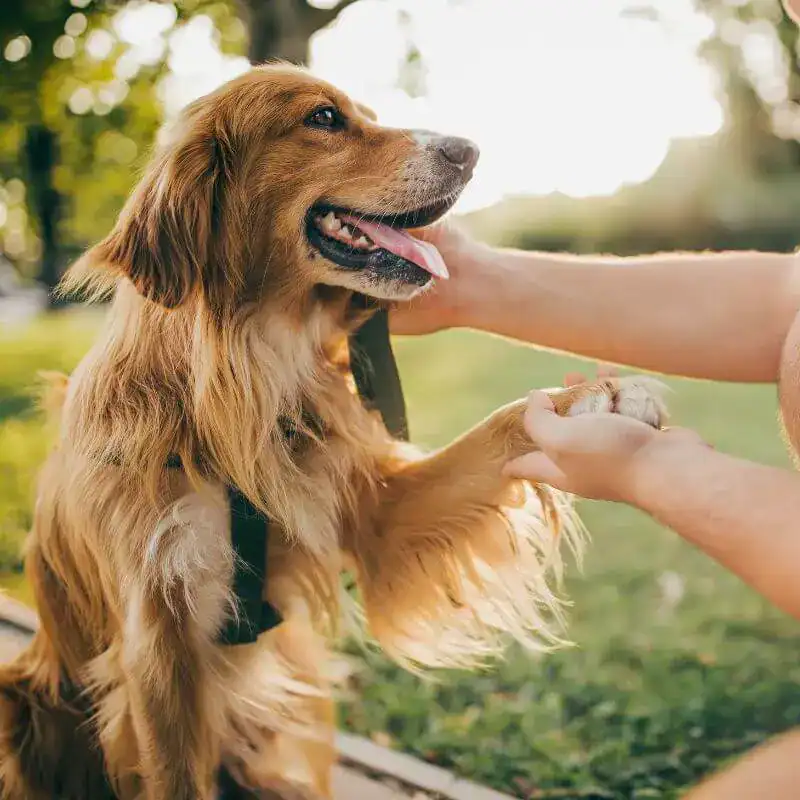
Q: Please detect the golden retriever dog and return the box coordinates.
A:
[0,65,665,799]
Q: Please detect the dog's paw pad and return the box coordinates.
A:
[568,390,613,416]
[565,376,668,428]
[611,376,668,428]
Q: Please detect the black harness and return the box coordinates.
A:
[205,303,407,646]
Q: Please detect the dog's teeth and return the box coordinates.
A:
[355,236,370,248]
[340,225,352,239]
[322,212,338,232]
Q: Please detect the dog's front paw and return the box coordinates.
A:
[567,376,668,429]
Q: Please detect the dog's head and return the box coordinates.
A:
[75,65,478,315]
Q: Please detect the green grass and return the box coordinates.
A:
[0,310,99,588]
[1,311,798,799]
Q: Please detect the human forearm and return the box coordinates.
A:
[460,248,800,382]
[625,439,800,620]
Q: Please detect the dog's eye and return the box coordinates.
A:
[305,106,345,131]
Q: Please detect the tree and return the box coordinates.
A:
[237,0,360,63]
[1,0,167,299]
[695,0,800,175]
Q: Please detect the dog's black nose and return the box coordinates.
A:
[437,137,480,174]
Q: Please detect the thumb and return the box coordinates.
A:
[503,451,566,485]
[410,218,449,244]
[523,391,568,448]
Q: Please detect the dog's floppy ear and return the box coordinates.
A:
[73,118,231,309]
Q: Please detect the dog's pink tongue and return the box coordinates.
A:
[339,214,449,280]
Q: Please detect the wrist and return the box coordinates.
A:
[618,432,701,508]
[453,243,513,330]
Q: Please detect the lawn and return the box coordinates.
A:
[1,309,799,799]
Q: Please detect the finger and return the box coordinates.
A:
[522,391,568,448]
[410,217,456,244]
[503,451,566,485]
[564,372,587,387]
[409,219,443,241]
[526,390,557,413]
[597,365,619,379]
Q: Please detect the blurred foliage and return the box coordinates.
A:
[464,0,800,257]
[0,0,356,285]
[0,0,250,281]
[698,0,800,175]
[464,137,800,255]
[0,311,98,570]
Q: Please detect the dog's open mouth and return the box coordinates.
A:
[306,197,454,287]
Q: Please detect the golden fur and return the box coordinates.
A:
[0,65,665,799]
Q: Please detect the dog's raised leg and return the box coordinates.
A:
[348,377,666,668]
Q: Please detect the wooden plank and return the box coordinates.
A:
[332,766,413,799]
[0,596,37,660]
[337,733,515,800]
[0,623,32,659]
[0,595,39,633]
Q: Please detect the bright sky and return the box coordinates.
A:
[115,0,724,214]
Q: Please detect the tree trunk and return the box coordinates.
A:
[24,125,62,307]
[239,0,360,63]
[239,0,309,62]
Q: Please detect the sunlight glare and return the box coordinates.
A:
[118,0,724,213]
[309,0,723,210]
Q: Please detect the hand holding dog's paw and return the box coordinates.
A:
[504,375,681,502]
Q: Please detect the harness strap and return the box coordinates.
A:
[218,486,283,645]
[164,455,281,644]
[349,305,409,441]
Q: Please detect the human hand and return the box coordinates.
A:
[389,218,492,335]
[504,386,708,503]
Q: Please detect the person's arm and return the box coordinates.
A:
[395,224,800,382]
[506,392,800,621]
[626,437,800,621]
[468,248,800,382]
